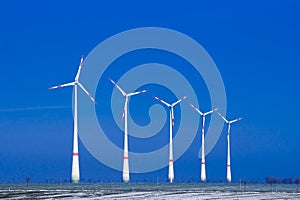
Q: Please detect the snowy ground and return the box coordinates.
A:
[1,183,299,199]
[0,190,299,200]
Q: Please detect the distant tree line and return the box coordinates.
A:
[265,176,300,185]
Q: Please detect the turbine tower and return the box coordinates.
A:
[153,95,187,183]
[190,104,218,182]
[49,55,96,183]
[218,112,242,182]
[109,78,148,183]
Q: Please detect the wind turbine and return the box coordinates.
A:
[109,78,148,183]
[153,95,187,183]
[217,112,242,182]
[189,104,218,182]
[49,55,96,183]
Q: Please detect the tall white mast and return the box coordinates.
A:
[49,55,96,183]
[190,104,218,182]
[153,96,187,183]
[218,112,242,182]
[109,78,148,182]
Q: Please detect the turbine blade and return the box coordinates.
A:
[48,82,75,90]
[108,78,126,96]
[122,101,126,120]
[171,107,175,127]
[204,108,219,116]
[153,96,171,107]
[189,103,203,115]
[127,90,149,97]
[217,112,229,123]
[77,82,97,104]
[75,55,84,81]
[172,96,187,107]
[230,117,242,124]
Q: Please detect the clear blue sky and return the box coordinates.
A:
[0,0,299,183]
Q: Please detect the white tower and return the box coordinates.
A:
[218,112,242,182]
[109,78,148,182]
[153,96,187,183]
[190,104,218,182]
[49,55,96,183]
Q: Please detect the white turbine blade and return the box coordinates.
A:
[122,101,126,120]
[171,107,175,127]
[189,103,203,115]
[48,82,75,90]
[127,90,149,97]
[75,55,84,81]
[229,117,242,124]
[217,112,229,123]
[108,78,126,96]
[172,96,187,107]
[153,96,171,107]
[204,108,219,116]
[77,82,96,104]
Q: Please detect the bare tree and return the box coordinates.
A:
[243,178,247,192]
[295,178,300,192]
[265,176,276,191]
[25,176,30,189]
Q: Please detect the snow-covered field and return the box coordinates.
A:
[0,190,299,200]
[0,183,299,199]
